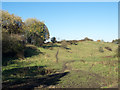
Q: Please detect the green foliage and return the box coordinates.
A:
[24,18,50,46]
[2,32,25,65]
[1,10,26,65]
[1,10,51,65]
[51,37,56,43]
[1,10,25,34]
[24,44,41,57]
[1,10,50,47]
[1,10,25,56]
[2,32,25,55]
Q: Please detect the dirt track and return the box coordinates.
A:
[2,59,118,89]
[58,59,118,88]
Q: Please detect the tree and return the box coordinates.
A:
[1,10,25,34]
[1,10,25,61]
[24,18,50,46]
[51,37,56,43]
[112,39,120,44]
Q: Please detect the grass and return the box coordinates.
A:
[2,41,118,88]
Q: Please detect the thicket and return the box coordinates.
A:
[1,10,50,63]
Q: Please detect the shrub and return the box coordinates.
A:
[61,40,68,49]
[24,44,40,57]
[66,40,78,45]
[99,47,104,53]
[71,40,78,45]
[2,32,25,58]
[51,37,56,43]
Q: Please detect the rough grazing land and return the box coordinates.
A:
[2,41,118,89]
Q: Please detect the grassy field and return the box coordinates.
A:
[2,41,118,89]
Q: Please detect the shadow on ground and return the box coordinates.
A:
[42,44,60,49]
[24,46,43,57]
[2,46,43,66]
[2,65,69,89]
[42,43,72,51]
[2,56,17,66]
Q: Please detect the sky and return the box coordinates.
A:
[2,2,118,42]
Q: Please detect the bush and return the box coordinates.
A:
[24,44,41,57]
[51,37,56,43]
[61,40,68,49]
[99,47,104,53]
[2,32,25,58]
[71,40,78,45]
[65,40,78,45]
